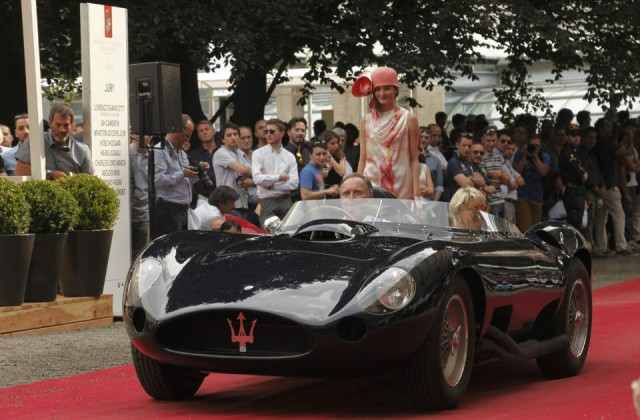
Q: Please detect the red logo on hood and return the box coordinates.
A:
[226,312,257,353]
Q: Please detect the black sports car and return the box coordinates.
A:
[124,199,592,409]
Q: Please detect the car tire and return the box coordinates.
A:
[406,274,476,410]
[131,345,206,400]
[537,258,592,378]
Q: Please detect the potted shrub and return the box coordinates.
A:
[20,180,80,302]
[59,174,119,297]
[0,178,33,306]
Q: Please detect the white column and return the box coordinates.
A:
[306,93,313,138]
[20,0,46,180]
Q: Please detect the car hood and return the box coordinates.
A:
[143,234,421,324]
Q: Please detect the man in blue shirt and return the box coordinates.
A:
[513,134,551,232]
[152,130,198,238]
[299,142,338,200]
[442,134,483,202]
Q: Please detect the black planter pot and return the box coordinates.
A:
[24,232,68,303]
[0,234,35,306]
[62,229,114,297]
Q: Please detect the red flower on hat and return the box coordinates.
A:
[351,74,372,97]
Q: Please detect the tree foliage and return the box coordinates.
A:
[2,1,640,127]
[488,1,640,123]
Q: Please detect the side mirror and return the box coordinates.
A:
[263,216,282,233]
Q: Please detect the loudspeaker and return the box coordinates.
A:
[129,62,182,135]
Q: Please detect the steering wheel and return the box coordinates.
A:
[305,205,354,221]
[371,202,420,225]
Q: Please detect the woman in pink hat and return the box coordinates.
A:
[353,67,420,199]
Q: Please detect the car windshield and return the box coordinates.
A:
[279,199,521,235]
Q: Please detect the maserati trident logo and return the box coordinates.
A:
[226,312,257,353]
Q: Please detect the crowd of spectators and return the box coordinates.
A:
[419,109,640,257]
[3,104,639,260]
[128,107,639,259]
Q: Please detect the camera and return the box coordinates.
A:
[527,143,537,154]
[188,161,214,190]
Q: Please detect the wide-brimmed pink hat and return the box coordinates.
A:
[351,67,400,98]
[371,67,399,89]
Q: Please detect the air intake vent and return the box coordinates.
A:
[158,310,312,357]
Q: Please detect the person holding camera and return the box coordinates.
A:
[152,131,198,238]
[559,128,589,233]
[513,134,551,232]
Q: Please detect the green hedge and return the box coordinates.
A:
[59,174,119,230]
[0,178,31,235]
[20,180,80,234]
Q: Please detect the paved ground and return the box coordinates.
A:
[0,255,638,389]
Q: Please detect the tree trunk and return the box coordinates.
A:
[180,60,206,123]
[230,68,267,128]
[0,6,28,127]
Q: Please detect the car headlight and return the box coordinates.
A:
[360,267,416,314]
[124,256,163,307]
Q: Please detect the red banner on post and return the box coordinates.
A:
[104,5,113,38]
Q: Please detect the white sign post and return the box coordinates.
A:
[80,3,131,316]
[20,0,46,180]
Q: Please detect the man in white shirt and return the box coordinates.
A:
[251,119,299,225]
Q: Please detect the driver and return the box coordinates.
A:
[339,174,403,223]
[338,173,373,199]
[449,187,488,231]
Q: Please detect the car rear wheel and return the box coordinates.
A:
[131,345,206,400]
[537,259,592,378]
[406,275,475,410]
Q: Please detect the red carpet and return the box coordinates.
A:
[3,279,640,419]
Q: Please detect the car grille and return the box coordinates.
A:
[157,310,312,357]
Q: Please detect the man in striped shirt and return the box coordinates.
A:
[480,126,513,218]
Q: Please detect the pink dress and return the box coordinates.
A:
[363,106,414,198]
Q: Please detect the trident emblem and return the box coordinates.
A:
[226,312,257,353]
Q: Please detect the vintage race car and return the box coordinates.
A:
[124,198,592,409]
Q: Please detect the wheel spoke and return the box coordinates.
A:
[568,279,589,358]
[440,295,469,388]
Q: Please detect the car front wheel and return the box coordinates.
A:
[406,275,475,410]
[131,345,206,400]
[537,259,592,378]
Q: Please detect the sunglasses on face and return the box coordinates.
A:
[264,129,277,134]
[472,151,483,155]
